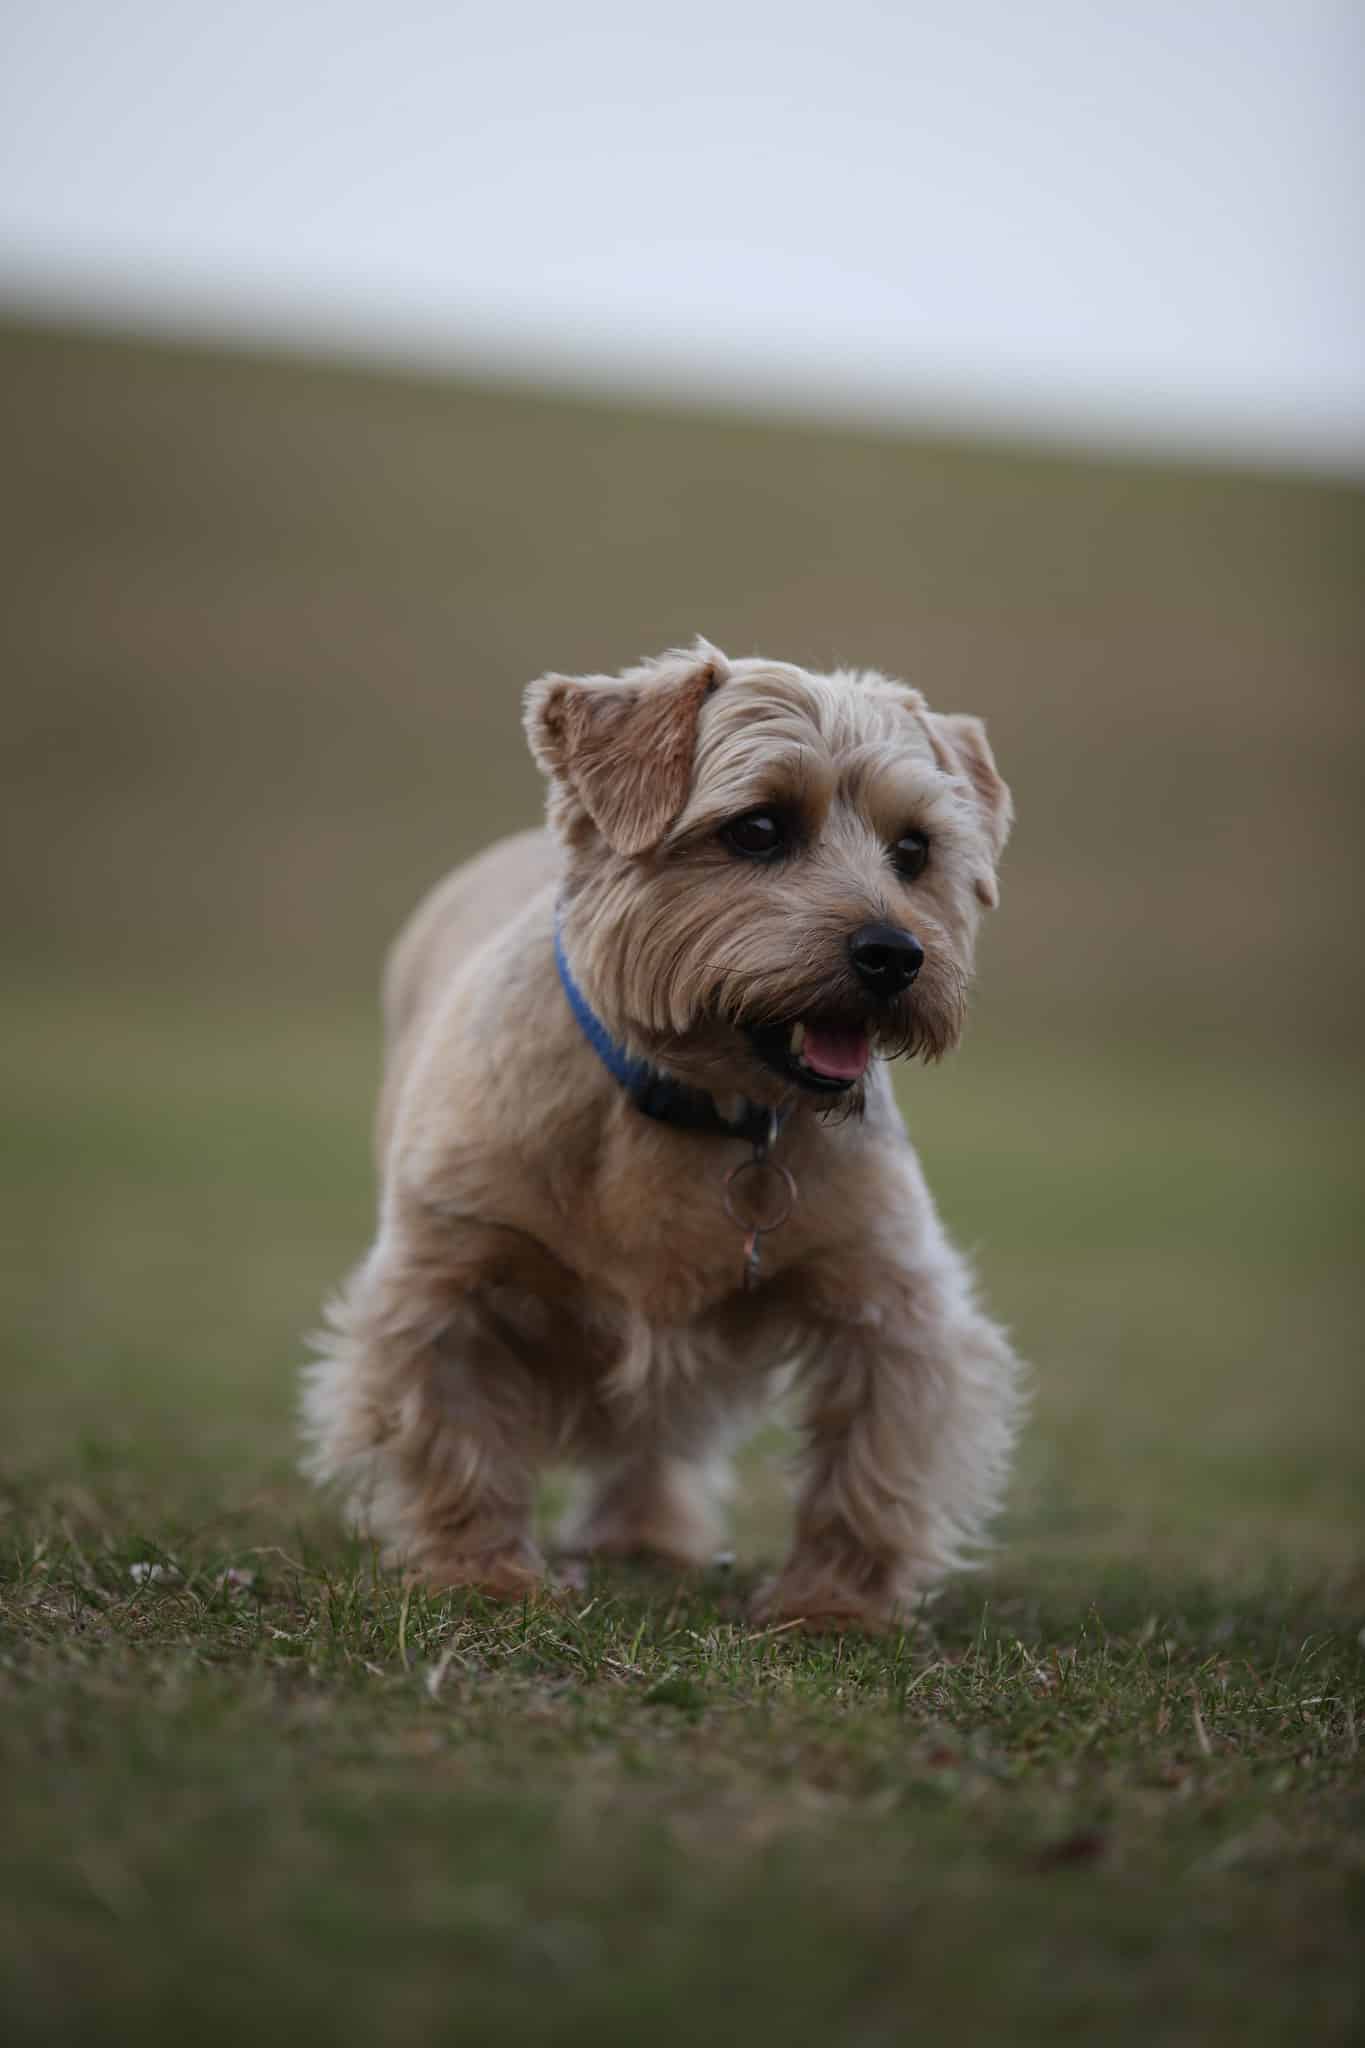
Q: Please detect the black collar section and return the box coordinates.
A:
[626,1065,780,1147]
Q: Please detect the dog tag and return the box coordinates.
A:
[742,1229,762,1290]
[724,1154,797,1291]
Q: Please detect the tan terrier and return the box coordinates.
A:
[303,643,1023,1629]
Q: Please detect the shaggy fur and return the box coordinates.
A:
[303,643,1024,1628]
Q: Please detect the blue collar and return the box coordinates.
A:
[553,919,784,1147]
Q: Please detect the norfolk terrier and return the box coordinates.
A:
[303,643,1023,1629]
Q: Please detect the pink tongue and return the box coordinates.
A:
[801,1022,871,1080]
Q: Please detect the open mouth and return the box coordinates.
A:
[745,1017,873,1095]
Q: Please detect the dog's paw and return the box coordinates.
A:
[414,1543,552,1603]
[751,1570,912,1636]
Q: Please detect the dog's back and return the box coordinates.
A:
[377,826,559,1156]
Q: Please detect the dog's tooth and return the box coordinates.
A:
[789,1021,806,1056]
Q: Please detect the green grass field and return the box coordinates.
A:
[1,319,1362,2042]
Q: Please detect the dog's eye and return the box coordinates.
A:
[891,829,930,881]
[722,810,786,860]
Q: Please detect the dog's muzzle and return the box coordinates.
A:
[743,924,926,1095]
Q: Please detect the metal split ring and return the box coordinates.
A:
[722,1156,798,1237]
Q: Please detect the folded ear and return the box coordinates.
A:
[524,643,728,855]
[920,710,1013,907]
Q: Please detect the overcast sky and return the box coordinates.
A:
[3,0,1361,469]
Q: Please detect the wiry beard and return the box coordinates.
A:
[632,962,970,1112]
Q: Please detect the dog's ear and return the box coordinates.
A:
[524,644,728,855]
[920,711,1013,907]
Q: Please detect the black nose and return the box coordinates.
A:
[849,922,924,996]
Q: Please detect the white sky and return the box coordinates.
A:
[2,0,1361,469]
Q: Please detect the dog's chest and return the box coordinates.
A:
[560,1140,819,1325]
[578,1178,735,1321]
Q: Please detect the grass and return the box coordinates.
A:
[4,1545,1360,2046]
[2,984,1361,2044]
[1,319,1362,2040]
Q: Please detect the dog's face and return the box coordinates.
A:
[526,644,1012,1107]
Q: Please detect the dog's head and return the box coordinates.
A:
[525,643,1012,1108]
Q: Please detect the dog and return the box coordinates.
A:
[303,643,1023,1629]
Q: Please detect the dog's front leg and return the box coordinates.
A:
[303,1223,559,1598]
[756,1261,1021,1631]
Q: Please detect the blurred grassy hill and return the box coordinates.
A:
[2,316,1361,1054]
